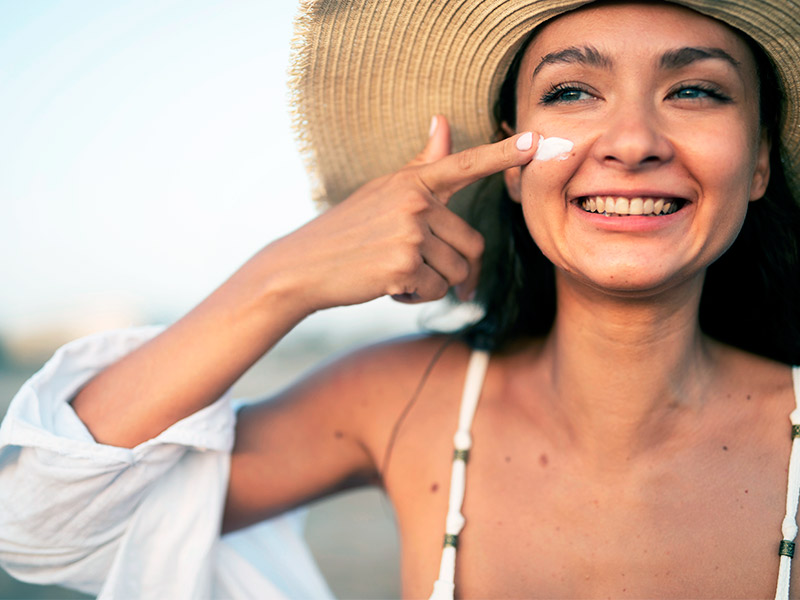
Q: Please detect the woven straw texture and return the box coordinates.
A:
[289,0,800,206]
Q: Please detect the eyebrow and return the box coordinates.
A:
[531,45,741,80]
[532,45,611,79]
[659,46,741,70]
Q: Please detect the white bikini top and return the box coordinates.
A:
[428,352,800,600]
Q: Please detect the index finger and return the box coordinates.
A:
[418,131,538,199]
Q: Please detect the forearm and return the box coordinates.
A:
[71,120,532,449]
[71,243,313,448]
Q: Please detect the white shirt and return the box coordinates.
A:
[0,327,334,599]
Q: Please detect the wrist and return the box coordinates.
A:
[232,240,322,327]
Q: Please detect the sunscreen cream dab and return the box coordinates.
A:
[534,136,573,161]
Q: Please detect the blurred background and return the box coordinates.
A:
[0,0,476,597]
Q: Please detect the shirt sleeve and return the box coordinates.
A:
[0,326,236,597]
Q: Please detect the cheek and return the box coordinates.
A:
[673,121,757,259]
[516,161,574,263]
[680,120,758,215]
[515,124,592,211]
[513,129,595,255]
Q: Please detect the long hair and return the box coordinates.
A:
[457,31,800,365]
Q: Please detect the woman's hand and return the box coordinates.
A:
[71,117,536,449]
[264,116,537,314]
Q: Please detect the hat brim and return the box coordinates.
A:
[289,0,800,206]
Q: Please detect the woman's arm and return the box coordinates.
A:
[69,245,319,448]
[222,335,456,532]
[70,118,535,468]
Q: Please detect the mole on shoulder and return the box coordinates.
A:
[430,482,439,493]
[333,430,344,439]
[539,453,549,467]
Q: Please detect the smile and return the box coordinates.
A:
[577,196,684,217]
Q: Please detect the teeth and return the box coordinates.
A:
[579,196,682,217]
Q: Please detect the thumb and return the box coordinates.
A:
[412,114,452,165]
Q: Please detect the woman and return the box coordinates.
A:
[2,0,800,598]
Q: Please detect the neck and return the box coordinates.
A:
[539,272,717,465]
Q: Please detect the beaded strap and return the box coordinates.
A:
[776,366,800,600]
[429,350,490,600]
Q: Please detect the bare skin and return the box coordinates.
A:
[71,116,526,447]
[71,2,797,599]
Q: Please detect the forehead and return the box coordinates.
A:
[522,1,757,73]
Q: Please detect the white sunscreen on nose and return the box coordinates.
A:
[534,135,573,161]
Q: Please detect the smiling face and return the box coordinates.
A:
[504,1,770,297]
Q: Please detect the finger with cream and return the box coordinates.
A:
[534,135,573,161]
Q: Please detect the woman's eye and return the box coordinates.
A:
[669,85,732,103]
[540,85,593,104]
[673,88,707,99]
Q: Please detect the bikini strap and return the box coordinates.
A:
[775,366,800,600]
[429,349,490,600]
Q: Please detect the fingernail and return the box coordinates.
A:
[466,290,476,302]
[429,115,438,137]
[516,131,533,151]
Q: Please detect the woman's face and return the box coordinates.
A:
[504,1,770,297]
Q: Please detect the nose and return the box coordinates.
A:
[591,101,674,171]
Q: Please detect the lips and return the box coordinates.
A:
[577,196,685,216]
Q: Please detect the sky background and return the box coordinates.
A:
[0,0,456,353]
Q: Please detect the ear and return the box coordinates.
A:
[499,121,523,203]
[749,129,771,201]
[504,166,523,203]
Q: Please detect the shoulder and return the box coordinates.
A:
[225,335,477,529]
[299,334,476,433]
[711,341,796,419]
[240,334,476,463]
[715,342,794,389]
[313,334,473,396]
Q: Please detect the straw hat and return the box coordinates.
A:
[289,0,800,206]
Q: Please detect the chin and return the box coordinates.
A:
[563,261,702,299]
